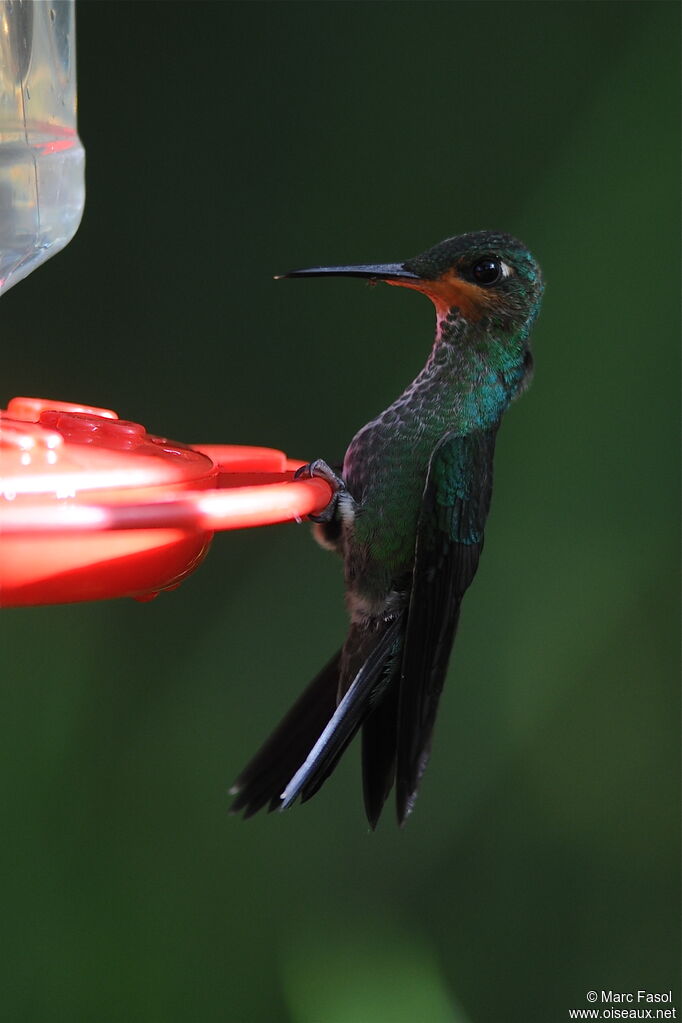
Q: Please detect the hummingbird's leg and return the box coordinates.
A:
[294,459,352,523]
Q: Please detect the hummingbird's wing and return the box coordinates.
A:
[395,427,498,824]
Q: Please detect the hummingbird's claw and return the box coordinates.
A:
[294,459,345,487]
[294,459,347,522]
[308,508,336,523]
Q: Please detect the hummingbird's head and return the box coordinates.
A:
[400,231,544,332]
[278,230,543,335]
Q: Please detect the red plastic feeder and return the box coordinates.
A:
[0,397,332,607]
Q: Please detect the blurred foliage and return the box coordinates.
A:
[282,923,470,1023]
[1,2,679,1021]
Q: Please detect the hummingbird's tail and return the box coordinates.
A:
[228,650,341,818]
[229,615,404,822]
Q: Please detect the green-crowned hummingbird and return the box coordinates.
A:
[230,230,544,827]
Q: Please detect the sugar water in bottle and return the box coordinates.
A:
[0,0,85,295]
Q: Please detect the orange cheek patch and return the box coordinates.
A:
[388,270,492,322]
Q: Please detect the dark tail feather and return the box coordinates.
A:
[280,614,404,811]
[361,678,399,829]
[229,651,341,817]
[396,602,463,826]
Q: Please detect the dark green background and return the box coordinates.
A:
[1,2,679,1021]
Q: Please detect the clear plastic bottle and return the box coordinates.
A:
[0,0,85,295]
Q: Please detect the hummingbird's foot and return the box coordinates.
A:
[294,459,347,523]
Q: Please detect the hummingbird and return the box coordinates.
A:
[230,230,544,827]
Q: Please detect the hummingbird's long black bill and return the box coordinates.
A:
[275,262,420,282]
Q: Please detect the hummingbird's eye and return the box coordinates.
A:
[472,258,502,285]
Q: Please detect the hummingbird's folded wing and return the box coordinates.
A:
[395,427,498,824]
